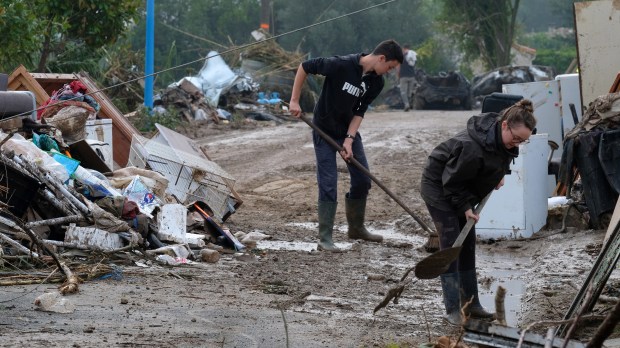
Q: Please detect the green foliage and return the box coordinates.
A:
[44,0,141,71]
[0,0,141,73]
[520,31,574,51]
[415,37,460,75]
[41,0,142,48]
[436,0,521,70]
[131,106,181,134]
[533,48,575,74]
[0,1,43,72]
[272,0,432,57]
[126,0,261,89]
[518,0,576,32]
[229,111,248,129]
[520,31,576,74]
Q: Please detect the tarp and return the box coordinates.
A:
[175,51,254,107]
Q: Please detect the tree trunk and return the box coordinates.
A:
[36,20,53,73]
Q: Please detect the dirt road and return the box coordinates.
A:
[0,109,611,347]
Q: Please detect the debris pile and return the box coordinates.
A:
[0,67,265,295]
[154,34,313,127]
[558,91,620,229]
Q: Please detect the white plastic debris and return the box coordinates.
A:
[34,291,76,314]
[548,196,571,209]
[147,244,192,259]
[155,254,194,266]
[64,224,124,251]
[156,204,187,243]
[186,233,206,248]
[241,231,272,243]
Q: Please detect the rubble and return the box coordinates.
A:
[0,66,256,305]
[152,36,309,127]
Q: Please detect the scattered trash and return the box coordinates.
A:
[34,291,76,314]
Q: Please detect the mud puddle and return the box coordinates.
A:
[477,252,528,326]
[256,222,425,252]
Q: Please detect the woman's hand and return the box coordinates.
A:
[464,209,480,222]
[495,177,505,190]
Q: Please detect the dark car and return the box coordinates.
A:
[412,69,473,110]
[471,65,556,99]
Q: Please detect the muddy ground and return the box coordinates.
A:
[0,109,617,347]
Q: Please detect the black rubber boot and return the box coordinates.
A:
[317,201,340,252]
[440,272,462,326]
[460,269,494,319]
[345,196,383,243]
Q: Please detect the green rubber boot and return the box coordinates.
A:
[345,196,383,243]
[317,201,340,252]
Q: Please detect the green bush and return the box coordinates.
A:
[131,105,181,134]
[415,37,459,76]
[520,31,576,74]
[533,48,575,74]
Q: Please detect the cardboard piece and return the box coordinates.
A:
[69,140,112,174]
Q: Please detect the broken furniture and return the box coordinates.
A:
[8,65,140,167]
[127,123,241,223]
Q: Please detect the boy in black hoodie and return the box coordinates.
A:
[289,39,403,251]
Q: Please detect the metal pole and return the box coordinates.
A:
[144,0,155,109]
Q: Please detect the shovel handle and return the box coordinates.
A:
[300,116,435,234]
[452,192,492,247]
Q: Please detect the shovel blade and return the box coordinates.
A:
[414,247,462,279]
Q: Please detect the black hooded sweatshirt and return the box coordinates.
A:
[420,113,518,214]
[302,53,384,138]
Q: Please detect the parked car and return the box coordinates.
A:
[471,65,556,99]
[412,70,473,110]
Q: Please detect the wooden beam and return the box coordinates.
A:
[7,65,50,107]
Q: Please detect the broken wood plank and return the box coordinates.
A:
[603,197,620,244]
[0,231,39,257]
[7,65,50,107]
[25,215,85,229]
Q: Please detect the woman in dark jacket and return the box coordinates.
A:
[420,99,537,325]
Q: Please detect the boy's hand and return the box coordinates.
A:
[339,139,354,161]
[289,101,302,118]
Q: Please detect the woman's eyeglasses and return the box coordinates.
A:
[509,127,529,144]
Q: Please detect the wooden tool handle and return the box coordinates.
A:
[300,116,435,234]
[452,192,492,247]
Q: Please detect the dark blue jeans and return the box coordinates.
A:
[426,203,476,273]
[313,130,371,202]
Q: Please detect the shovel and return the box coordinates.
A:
[413,192,492,279]
[299,116,435,235]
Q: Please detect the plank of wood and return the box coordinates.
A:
[604,197,620,244]
[7,65,50,107]
[610,72,620,93]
